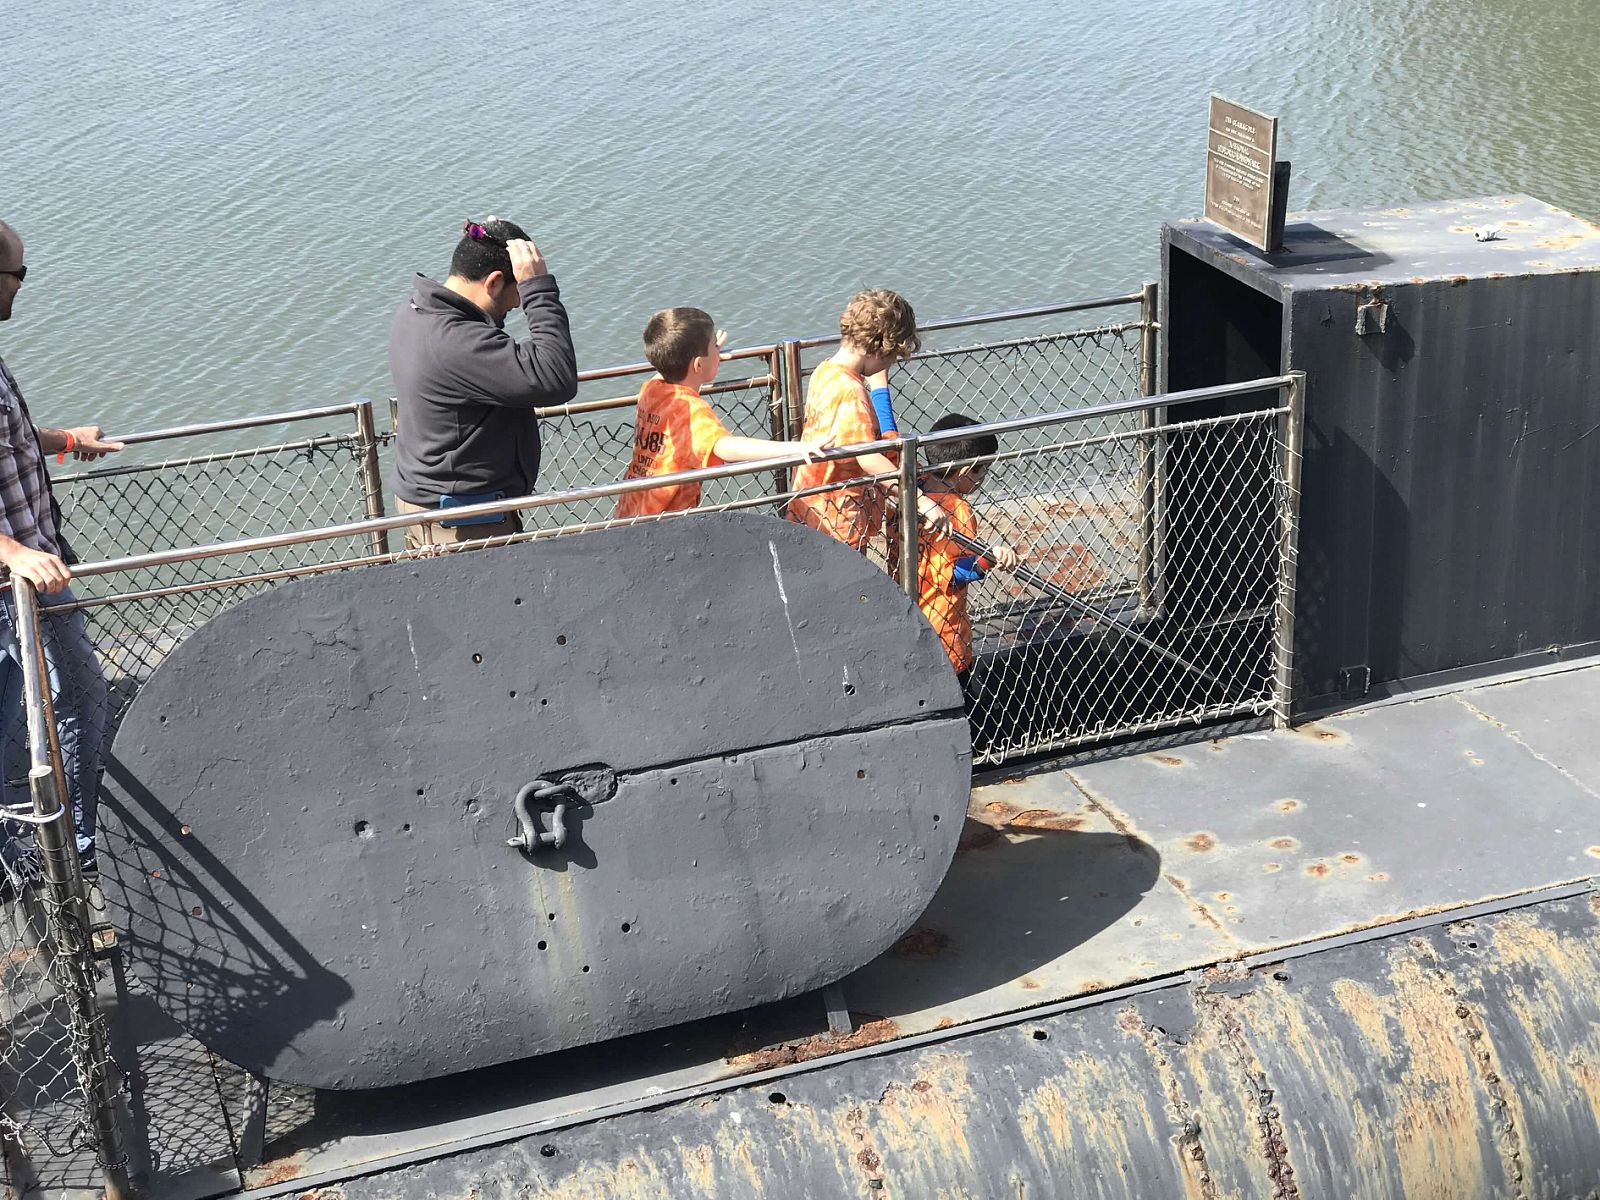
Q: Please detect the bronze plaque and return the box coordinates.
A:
[1204,95,1279,251]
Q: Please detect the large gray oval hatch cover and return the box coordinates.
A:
[100,513,971,1088]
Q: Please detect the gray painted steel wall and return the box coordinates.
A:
[1163,195,1600,708]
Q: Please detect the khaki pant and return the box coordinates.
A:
[395,498,523,551]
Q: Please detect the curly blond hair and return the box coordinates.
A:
[839,289,920,360]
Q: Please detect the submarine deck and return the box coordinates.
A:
[25,653,1600,1197]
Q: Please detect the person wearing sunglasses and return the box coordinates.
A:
[389,216,578,549]
[0,219,125,881]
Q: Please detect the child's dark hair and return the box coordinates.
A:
[643,307,717,382]
[450,217,531,283]
[924,413,998,470]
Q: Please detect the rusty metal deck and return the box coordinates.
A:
[68,656,1600,1197]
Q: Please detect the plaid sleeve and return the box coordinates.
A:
[0,358,58,554]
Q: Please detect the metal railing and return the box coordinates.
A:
[525,344,788,522]
[1,580,133,1198]
[54,372,1302,757]
[0,289,1311,1188]
[780,291,1150,441]
[484,291,1155,508]
[48,400,386,726]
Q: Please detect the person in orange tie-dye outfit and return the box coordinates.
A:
[787,289,950,552]
[915,414,1020,680]
[616,308,828,518]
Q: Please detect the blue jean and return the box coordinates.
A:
[0,587,109,865]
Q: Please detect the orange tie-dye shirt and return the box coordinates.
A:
[786,360,887,550]
[615,378,731,518]
[915,490,983,673]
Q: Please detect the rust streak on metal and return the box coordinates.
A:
[725,1017,903,1070]
[1193,984,1303,1199]
[1295,723,1348,744]
[1413,941,1531,1199]
[1153,754,1186,768]
[888,927,953,960]
[1117,1007,1219,1200]
[1162,873,1229,935]
[956,818,1004,854]
[1376,945,1502,1197]
[1007,809,1087,832]
[1065,772,1158,851]
[249,1150,309,1187]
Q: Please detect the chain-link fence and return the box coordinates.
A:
[2,585,132,1198]
[48,403,384,730]
[527,346,788,529]
[954,394,1301,762]
[0,290,1308,1192]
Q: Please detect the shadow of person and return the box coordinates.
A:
[841,822,1162,1015]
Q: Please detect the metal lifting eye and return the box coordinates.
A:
[506,766,618,855]
[507,780,571,851]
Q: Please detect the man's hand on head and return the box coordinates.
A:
[0,541,71,594]
[507,239,548,282]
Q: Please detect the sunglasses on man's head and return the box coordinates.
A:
[462,220,505,247]
[0,266,24,282]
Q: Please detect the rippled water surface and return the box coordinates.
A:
[6,0,1598,432]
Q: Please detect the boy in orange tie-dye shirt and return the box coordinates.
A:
[915,415,1020,677]
[787,289,950,551]
[617,308,828,518]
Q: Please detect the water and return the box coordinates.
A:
[5,0,1598,436]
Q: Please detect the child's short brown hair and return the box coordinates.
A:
[643,307,717,382]
[839,289,920,360]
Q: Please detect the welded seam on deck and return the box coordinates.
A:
[1192,984,1302,1199]
[1456,695,1600,805]
[1064,770,1236,940]
[1412,938,1531,1200]
[1117,1006,1219,1200]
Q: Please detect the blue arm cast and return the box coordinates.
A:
[950,555,987,586]
[869,385,897,436]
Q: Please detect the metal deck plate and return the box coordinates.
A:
[99,514,970,1088]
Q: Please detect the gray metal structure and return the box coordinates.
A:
[14,197,1600,1197]
[1162,195,1600,711]
[98,514,970,1088]
[208,660,1600,1198]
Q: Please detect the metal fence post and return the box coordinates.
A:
[780,340,805,441]
[1138,281,1158,398]
[1272,371,1307,728]
[12,581,136,1199]
[1135,281,1165,619]
[353,400,390,557]
[766,347,793,499]
[896,435,920,596]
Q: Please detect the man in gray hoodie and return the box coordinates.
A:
[389,217,578,549]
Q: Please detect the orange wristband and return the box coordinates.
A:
[55,430,76,464]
